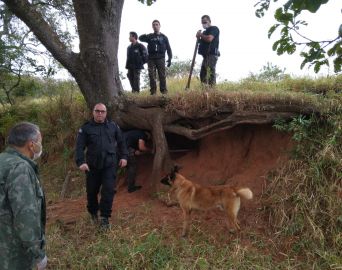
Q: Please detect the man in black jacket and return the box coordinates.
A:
[139,20,172,95]
[75,103,128,229]
[126,32,148,93]
[196,15,220,86]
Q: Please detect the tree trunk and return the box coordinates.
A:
[72,0,124,109]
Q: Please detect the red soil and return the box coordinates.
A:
[47,124,292,236]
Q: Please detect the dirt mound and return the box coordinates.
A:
[48,124,291,232]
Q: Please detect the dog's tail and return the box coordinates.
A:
[236,188,253,200]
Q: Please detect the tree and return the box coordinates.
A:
[255,0,342,73]
[1,0,125,108]
[0,2,63,105]
[245,62,288,82]
[166,57,199,79]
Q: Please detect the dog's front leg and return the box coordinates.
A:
[225,207,240,233]
[181,207,191,237]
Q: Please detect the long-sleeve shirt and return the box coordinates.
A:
[0,147,46,270]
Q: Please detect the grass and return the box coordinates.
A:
[46,208,292,270]
[126,75,342,116]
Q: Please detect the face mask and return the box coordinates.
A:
[32,141,43,160]
[202,23,209,29]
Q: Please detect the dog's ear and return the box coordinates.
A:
[160,175,171,186]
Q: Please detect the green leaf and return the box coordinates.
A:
[268,24,280,38]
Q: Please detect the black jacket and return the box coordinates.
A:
[75,119,128,169]
[125,42,148,70]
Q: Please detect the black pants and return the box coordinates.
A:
[147,58,167,95]
[86,167,117,218]
[127,69,141,93]
[126,148,137,189]
[200,55,218,86]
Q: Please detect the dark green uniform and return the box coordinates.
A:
[0,147,46,270]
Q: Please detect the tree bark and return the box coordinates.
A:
[73,0,124,108]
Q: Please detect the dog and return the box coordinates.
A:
[160,165,253,237]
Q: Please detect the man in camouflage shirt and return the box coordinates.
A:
[0,122,47,270]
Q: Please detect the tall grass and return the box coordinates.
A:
[264,113,342,268]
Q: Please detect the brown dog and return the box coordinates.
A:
[161,165,253,237]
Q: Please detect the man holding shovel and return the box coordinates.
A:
[196,15,220,86]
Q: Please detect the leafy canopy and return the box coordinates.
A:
[255,0,342,73]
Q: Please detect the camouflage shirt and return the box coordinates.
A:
[0,147,46,270]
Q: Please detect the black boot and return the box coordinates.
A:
[99,217,110,230]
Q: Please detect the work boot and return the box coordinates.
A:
[128,185,142,193]
[99,217,110,230]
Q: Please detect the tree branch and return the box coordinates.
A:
[3,0,79,74]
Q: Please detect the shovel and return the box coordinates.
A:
[185,38,199,90]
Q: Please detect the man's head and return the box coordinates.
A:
[201,15,211,29]
[93,103,107,123]
[129,31,138,43]
[8,122,42,160]
[152,20,160,34]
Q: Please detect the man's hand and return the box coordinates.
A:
[167,59,171,67]
[119,159,127,168]
[36,255,47,270]
[79,163,90,172]
[196,30,202,39]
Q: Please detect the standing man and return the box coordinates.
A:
[139,20,172,95]
[75,103,128,229]
[0,122,47,270]
[126,31,148,93]
[196,15,220,86]
[123,129,153,193]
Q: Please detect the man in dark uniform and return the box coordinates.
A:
[139,20,172,95]
[126,31,148,93]
[123,129,152,193]
[196,15,220,86]
[75,103,128,229]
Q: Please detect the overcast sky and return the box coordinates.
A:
[116,0,340,89]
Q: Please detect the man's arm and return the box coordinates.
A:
[138,139,152,153]
[7,164,46,265]
[197,26,219,43]
[165,36,172,61]
[196,31,214,42]
[115,126,128,161]
[75,127,87,167]
[140,44,148,64]
[138,34,149,43]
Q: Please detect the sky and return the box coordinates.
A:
[63,0,341,89]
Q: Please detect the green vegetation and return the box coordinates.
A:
[0,73,341,269]
[255,0,342,73]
